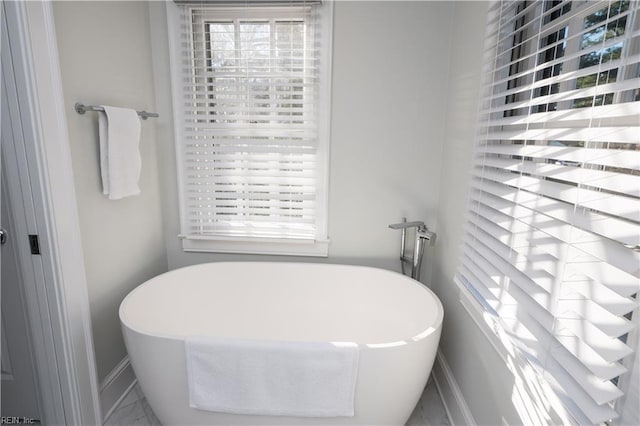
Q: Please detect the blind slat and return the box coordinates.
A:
[479,144,640,170]
[554,333,628,381]
[485,126,640,145]
[470,182,640,247]
[479,157,640,196]
[560,281,638,316]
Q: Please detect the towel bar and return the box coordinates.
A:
[75,102,159,120]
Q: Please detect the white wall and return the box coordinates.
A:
[433,2,523,425]
[52,1,168,382]
[151,1,454,276]
[328,0,451,274]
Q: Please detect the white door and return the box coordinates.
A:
[1,174,42,424]
[1,3,43,422]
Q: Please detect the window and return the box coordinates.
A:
[167,0,332,256]
[456,1,639,424]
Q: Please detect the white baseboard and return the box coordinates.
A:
[99,356,137,422]
[432,350,476,426]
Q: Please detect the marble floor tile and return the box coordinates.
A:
[407,377,451,426]
[105,377,450,426]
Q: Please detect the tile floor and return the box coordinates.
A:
[405,378,451,426]
[104,377,451,426]
[104,384,161,426]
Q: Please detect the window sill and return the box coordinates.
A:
[454,276,510,360]
[180,235,329,257]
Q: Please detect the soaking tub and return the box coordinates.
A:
[120,262,443,425]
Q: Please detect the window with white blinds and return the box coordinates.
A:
[167,1,331,256]
[455,0,639,424]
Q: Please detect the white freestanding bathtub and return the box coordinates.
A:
[120,262,443,425]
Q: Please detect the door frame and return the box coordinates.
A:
[2,1,101,424]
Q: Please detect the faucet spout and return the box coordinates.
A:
[388,220,424,230]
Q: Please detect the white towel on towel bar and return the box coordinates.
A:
[185,336,359,417]
[98,106,141,200]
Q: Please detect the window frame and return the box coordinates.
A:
[166,1,333,257]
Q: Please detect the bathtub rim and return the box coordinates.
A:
[119,261,444,347]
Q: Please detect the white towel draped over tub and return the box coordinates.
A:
[185,336,360,417]
[98,105,141,200]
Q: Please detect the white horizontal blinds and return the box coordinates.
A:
[458,0,640,424]
[178,4,322,239]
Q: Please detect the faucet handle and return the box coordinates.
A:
[417,227,437,246]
